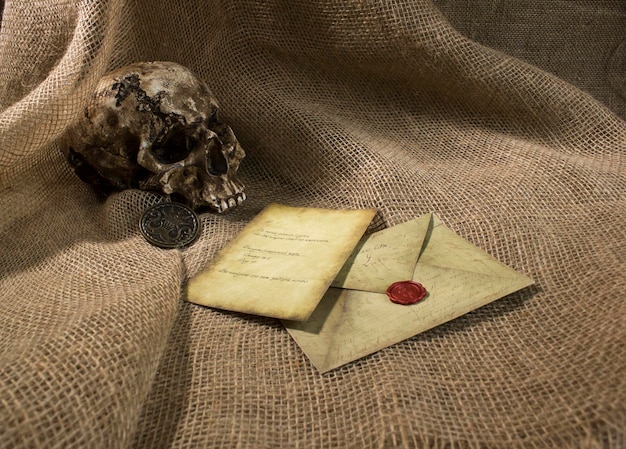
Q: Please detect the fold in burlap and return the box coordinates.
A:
[1,1,624,448]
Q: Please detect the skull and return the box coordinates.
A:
[61,61,246,212]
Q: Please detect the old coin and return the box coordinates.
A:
[386,280,427,305]
[140,202,201,249]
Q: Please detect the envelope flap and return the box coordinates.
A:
[331,213,432,293]
[419,216,533,281]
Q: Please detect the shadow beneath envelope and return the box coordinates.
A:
[281,287,345,334]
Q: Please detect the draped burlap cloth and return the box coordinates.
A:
[1,1,625,448]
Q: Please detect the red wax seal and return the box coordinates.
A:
[386,280,427,305]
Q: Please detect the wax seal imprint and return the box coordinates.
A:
[386,280,428,305]
[140,202,201,248]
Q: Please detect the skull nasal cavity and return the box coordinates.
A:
[152,129,194,164]
[207,144,228,176]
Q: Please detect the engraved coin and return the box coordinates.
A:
[140,202,201,249]
[386,280,428,305]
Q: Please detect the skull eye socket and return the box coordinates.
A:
[207,143,229,176]
[152,128,195,164]
[208,108,219,125]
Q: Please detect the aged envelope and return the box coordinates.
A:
[186,203,376,321]
[283,213,534,372]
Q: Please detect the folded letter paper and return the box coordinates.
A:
[186,203,376,321]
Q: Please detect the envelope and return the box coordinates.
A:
[282,213,534,373]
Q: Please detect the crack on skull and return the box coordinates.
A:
[112,73,140,107]
[112,73,188,145]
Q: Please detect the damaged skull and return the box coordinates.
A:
[61,61,246,212]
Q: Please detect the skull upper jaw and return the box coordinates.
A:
[156,165,246,212]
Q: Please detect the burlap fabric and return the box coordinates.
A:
[1,1,624,448]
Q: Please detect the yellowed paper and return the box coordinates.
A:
[283,214,534,372]
[186,203,376,320]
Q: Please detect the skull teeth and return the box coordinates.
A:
[215,192,246,213]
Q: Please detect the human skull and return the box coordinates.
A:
[61,61,246,212]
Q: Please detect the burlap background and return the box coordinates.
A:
[1,1,625,448]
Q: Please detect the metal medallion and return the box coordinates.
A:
[140,202,201,249]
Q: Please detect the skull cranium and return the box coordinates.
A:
[61,61,246,212]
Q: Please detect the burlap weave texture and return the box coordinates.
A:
[1,1,625,448]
